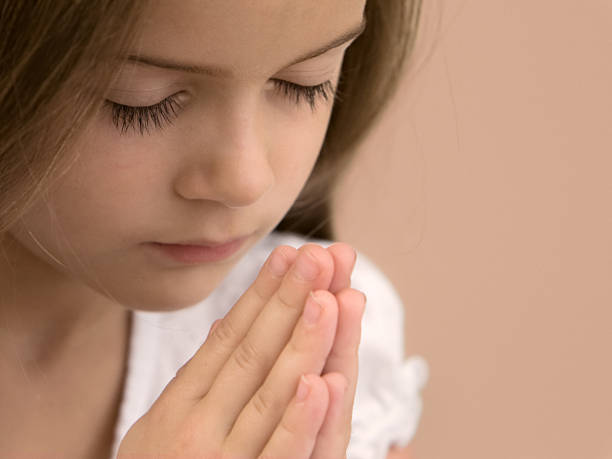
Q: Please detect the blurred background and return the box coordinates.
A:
[333,1,612,458]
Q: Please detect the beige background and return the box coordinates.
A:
[334,1,612,458]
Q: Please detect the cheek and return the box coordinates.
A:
[6,105,335,311]
[22,133,170,253]
[270,109,332,190]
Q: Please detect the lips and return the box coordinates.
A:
[164,237,246,247]
[148,235,251,264]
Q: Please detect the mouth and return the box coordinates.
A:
[147,235,251,264]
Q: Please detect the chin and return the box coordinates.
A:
[121,287,216,312]
[93,275,222,313]
[90,245,246,312]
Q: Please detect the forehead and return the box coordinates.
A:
[134,0,366,79]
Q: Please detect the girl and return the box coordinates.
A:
[0,0,428,458]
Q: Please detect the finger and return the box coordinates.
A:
[208,318,221,337]
[224,290,338,455]
[257,374,329,459]
[158,245,298,404]
[197,245,335,436]
[311,372,350,459]
[322,288,365,380]
[326,243,357,294]
[318,288,366,452]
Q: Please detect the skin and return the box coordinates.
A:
[0,0,413,457]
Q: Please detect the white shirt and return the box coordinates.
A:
[110,231,428,459]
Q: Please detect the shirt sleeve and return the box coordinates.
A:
[347,250,429,459]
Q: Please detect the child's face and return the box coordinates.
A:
[5,0,366,311]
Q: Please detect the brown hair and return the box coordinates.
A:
[0,0,422,241]
[277,0,423,239]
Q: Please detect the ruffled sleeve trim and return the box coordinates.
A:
[348,355,429,459]
[344,248,429,459]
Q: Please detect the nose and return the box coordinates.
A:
[173,106,274,208]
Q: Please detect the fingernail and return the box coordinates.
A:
[294,250,319,281]
[268,249,290,278]
[303,291,323,325]
[296,374,311,402]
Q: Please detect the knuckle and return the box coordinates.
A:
[233,337,264,373]
[251,386,277,418]
[278,413,299,437]
[251,279,269,303]
[174,415,222,457]
[211,317,238,350]
[276,288,299,312]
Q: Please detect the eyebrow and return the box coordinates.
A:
[124,16,367,78]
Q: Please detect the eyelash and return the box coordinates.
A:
[105,79,336,136]
[271,79,336,111]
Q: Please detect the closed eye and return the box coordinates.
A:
[271,79,336,111]
[103,94,182,136]
[104,79,336,136]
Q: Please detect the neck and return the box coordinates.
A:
[0,232,129,375]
